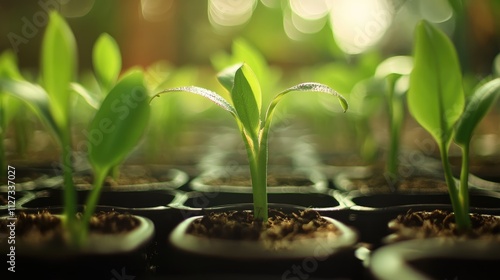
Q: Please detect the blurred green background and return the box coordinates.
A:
[1,0,500,166]
[1,0,498,74]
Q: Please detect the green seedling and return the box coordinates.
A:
[78,69,150,243]
[0,11,150,247]
[374,55,413,182]
[151,63,347,220]
[0,51,25,180]
[408,20,500,231]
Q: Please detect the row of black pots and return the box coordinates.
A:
[2,156,500,279]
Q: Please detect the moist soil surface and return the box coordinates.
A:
[0,210,140,245]
[386,209,500,242]
[187,209,341,246]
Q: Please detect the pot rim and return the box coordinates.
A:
[0,213,155,257]
[370,237,500,280]
[169,214,358,259]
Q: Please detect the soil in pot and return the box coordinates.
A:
[164,208,362,278]
[369,209,500,280]
[385,209,500,243]
[0,210,155,279]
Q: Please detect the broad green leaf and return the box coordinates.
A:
[93,33,121,92]
[231,64,261,138]
[42,11,76,129]
[265,82,348,128]
[0,78,60,140]
[455,78,500,146]
[87,70,150,172]
[407,20,464,144]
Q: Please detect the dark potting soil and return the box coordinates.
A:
[387,209,500,242]
[0,210,140,245]
[186,209,341,248]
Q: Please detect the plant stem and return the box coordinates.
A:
[459,144,470,220]
[386,77,404,182]
[244,129,268,221]
[0,98,6,181]
[439,141,471,231]
[82,167,108,227]
[60,129,79,247]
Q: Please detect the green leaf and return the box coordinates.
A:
[0,51,24,126]
[93,33,121,92]
[87,70,150,172]
[231,64,261,139]
[494,53,500,77]
[455,78,500,146]
[265,82,348,128]
[407,20,464,144]
[0,50,23,80]
[375,56,413,78]
[152,86,237,117]
[0,78,60,140]
[70,82,100,109]
[41,11,77,129]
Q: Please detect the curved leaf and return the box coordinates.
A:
[93,33,121,92]
[0,78,60,140]
[88,70,150,172]
[455,78,500,146]
[407,20,464,144]
[264,82,348,129]
[42,11,77,129]
[375,56,413,78]
[70,82,100,109]
[152,86,237,117]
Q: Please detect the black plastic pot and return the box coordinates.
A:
[0,210,155,280]
[158,204,363,279]
[369,216,500,280]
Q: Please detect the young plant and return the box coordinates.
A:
[151,63,347,220]
[0,51,25,180]
[408,20,500,231]
[78,69,150,243]
[374,56,413,182]
[0,11,150,247]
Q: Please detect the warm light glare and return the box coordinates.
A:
[141,0,174,22]
[330,0,394,54]
[419,0,453,23]
[208,0,257,28]
[60,0,95,18]
[289,0,329,20]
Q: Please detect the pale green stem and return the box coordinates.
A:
[459,144,470,218]
[60,128,79,247]
[241,129,268,221]
[439,141,471,231]
[82,167,108,227]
